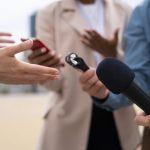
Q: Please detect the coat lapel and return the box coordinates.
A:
[61,0,90,35]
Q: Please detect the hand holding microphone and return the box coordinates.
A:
[79,69,109,99]
[96,58,150,114]
[67,53,150,115]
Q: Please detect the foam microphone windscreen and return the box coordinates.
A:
[96,58,135,94]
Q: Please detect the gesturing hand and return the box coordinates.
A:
[0,40,60,84]
[81,29,119,57]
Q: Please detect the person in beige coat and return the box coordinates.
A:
[29,0,141,150]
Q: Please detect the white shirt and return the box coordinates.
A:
[77,0,105,65]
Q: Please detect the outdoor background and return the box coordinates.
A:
[0,0,144,150]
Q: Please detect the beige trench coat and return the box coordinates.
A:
[36,0,141,150]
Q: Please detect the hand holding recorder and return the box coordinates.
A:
[65,53,109,99]
[23,39,65,69]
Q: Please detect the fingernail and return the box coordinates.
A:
[50,51,55,56]
[53,75,60,79]
[24,39,33,45]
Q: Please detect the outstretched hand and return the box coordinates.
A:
[0,40,60,84]
[81,29,119,57]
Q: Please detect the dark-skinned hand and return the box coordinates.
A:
[81,29,119,58]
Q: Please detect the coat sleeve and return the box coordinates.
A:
[95,4,150,111]
[36,4,63,93]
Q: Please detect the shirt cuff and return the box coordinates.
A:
[92,95,114,111]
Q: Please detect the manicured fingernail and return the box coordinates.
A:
[23,40,33,47]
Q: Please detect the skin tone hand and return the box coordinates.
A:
[0,32,15,48]
[0,40,60,84]
[79,69,109,99]
[81,29,119,57]
[28,48,65,69]
[135,113,150,127]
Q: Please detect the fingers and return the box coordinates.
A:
[0,32,14,44]
[81,30,93,44]
[81,29,105,50]
[85,29,99,37]
[21,38,29,42]
[5,40,33,56]
[19,61,60,76]
[135,114,150,127]
[29,49,64,68]
[0,73,59,85]
[0,39,15,44]
[0,45,5,48]
[111,28,119,42]
[80,69,99,92]
[82,75,99,91]
[41,54,62,67]
[87,81,103,96]
[28,48,46,59]
[29,51,55,64]
[21,73,60,84]
[79,68,109,99]
[80,69,95,84]
[0,32,12,36]
[80,37,91,47]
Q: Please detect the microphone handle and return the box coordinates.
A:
[124,82,150,115]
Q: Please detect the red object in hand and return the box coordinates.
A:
[21,38,50,52]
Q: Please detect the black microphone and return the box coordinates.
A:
[96,58,150,114]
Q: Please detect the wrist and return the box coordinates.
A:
[92,94,109,104]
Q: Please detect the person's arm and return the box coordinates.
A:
[79,68,132,111]
[96,5,150,111]
[80,5,150,111]
[0,40,59,84]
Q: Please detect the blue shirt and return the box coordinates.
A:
[96,0,150,111]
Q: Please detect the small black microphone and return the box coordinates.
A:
[96,58,150,114]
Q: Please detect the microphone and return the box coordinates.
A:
[96,58,150,114]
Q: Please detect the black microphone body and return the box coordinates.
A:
[124,82,150,114]
[96,58,150,114]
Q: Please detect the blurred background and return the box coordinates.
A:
[0,0,144,150]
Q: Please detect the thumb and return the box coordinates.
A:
[6,40,33,56]
[113,28,119,42]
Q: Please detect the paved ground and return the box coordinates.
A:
[0,94,49,150]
